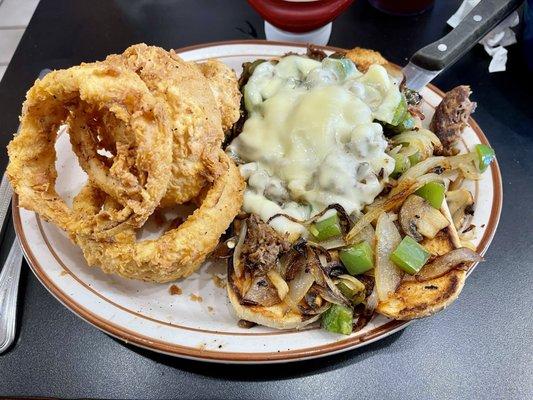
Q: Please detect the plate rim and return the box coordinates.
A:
[12,39,503,363]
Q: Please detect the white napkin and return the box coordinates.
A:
[447,0,519,72]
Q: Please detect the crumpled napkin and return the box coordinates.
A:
[447,0,519,72]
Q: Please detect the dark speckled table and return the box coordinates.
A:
[0,0,532,399]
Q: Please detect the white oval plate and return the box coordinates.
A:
[13,41,502,363]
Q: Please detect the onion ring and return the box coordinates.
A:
[7,62,172,236]
[196,59,242,133]
[101,44,226,206]
[72,151,245,282]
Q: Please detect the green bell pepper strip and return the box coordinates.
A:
[339,242,374,275]
[391,153,411,178]
[407,149,421,166]
[390,96,408,126]
[321,304,353,335]
[385,95,416,134]
[309,213,342,242]
[475,144,495,173]
[415,181,445,209]
[399,142,421,166]
[397,115,416,133]
[336,282,366,306]
[390,236,431,275]
[337,281,358,299]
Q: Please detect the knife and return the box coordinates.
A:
[403,0,523,91]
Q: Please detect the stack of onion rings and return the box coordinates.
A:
[102,44,228,206]
[73,150,244,282]
[7,44,243,282]
[8,62,173,237]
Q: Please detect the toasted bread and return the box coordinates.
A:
[376,268,466,320]
[421,231,455,256]
[227,270,320,330]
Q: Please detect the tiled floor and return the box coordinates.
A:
[0,0,40,82]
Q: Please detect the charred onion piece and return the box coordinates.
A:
[310,248,352,307]
[374,212,403,302]
[267,204,352,235]
[300,286,332,316]
[403,247,482,282]
[353,303,374,333]
[323,261,348,278]
[284,250,309,281]
[232,222,248,278]
[313,284,350,307]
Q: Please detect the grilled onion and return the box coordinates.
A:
[232,221,247,278]
[403,247,482,282]
[374,212,403,301]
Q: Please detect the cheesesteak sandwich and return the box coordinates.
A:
[225,47,492,334]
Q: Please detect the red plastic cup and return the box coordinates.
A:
[247,0,355,32]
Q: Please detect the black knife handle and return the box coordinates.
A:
[411,0,523,71]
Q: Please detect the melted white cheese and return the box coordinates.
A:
[228,56,398,235]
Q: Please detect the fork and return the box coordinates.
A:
[0,173,23,354]
[0,235,23,353]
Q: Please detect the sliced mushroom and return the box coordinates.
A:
[399,195,450,241]
[242,275,280,307]
[446,189,474,230]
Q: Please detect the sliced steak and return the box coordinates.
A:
[430,85,476,155]
[241,214,290,274]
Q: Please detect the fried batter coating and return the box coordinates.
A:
[73,151,245,282]
[197,59,242,133]
[345,47,388,72]
[7,62,172,236]
[102,44,226,206]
